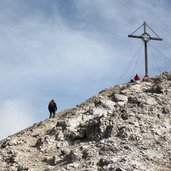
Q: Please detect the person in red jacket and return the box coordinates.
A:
[48,99,57,118]
[134,74,141,81]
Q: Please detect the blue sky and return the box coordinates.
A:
[0,0,171,140]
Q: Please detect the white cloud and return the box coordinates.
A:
[0,99,37,140]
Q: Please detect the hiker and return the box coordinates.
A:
[134,74,141,81]
[143,74,149,80]
[130,79,135,83]
[48,99,57,118]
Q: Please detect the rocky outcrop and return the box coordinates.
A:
[0,72,171,171]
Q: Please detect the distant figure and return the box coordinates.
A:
[144,74,149,79]
[130,79,135,83]
[134,74,141,81]
[48,99,57,118]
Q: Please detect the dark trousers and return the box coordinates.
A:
[49,111,56,118]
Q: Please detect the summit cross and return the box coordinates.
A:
[128,21,162,77]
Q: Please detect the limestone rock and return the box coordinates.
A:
[0,72,171,171]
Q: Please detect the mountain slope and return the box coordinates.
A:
[0,72,171,171]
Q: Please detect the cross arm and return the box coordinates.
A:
[128,35,163,41]
[128,35,142,39]
[150,37,163,41]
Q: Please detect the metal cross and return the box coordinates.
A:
[128,21,162,77]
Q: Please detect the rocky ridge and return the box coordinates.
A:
[0,72,171,171]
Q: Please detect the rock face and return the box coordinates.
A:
[0,72,171,171]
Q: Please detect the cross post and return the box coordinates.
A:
[128,21,162,77]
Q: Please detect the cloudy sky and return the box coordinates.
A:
[0,0,171,140]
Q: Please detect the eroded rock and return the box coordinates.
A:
[0,72,171,171]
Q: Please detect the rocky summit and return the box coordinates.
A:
[0,72,171,171]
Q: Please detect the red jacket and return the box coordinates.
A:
[134,74,140,81]
[48,100,57,113]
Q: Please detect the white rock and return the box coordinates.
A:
[93,107,108,117]
[114,94,128,104]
